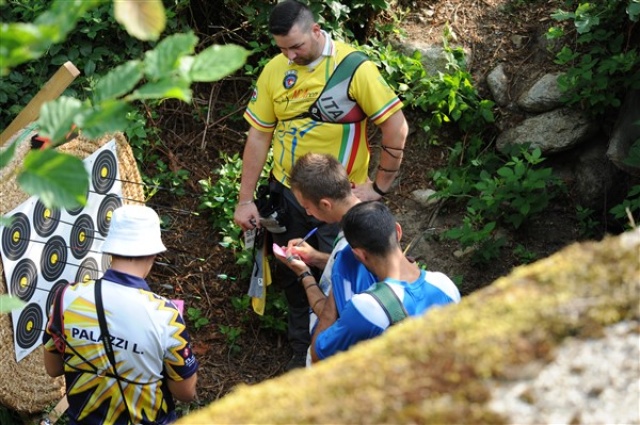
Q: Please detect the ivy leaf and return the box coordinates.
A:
[188,44,250,82]
[93,60,143,102]
[37,96,84,145]
[74,100,133,140]
[114,0,166,41]
[17,149,89,210]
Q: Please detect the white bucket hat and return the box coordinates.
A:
[101,205,166,256]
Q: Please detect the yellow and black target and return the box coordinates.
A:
[75,257,99,283]
[66,187,89,216]
[97,194,122,237]
[70,214,95,260]
[33,200,60,238]
[101,253,111,274]
[1,212,31,261]
[40,236,67,282]
[45,279,68,315]
[15,303,43,349]
[91,150,117,194]
[10,258,38,302]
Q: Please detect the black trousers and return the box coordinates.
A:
[269,180,339,354]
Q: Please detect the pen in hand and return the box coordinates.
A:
[286,227,318,261]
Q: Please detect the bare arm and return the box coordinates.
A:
[310,290,338,363]
[43,349,64,377]
[233,127,273,231]
[167,373,198,402]
[352,110,408,201]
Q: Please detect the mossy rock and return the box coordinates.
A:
[179,229,639,424]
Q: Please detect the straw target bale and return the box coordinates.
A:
[0,128,144,413]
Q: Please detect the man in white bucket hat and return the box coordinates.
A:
[43,205,198,425]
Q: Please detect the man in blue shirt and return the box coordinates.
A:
[310,201,461,362]
[273,153,376,366]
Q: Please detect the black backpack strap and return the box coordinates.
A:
[95,278,137,424]
[366,281,408,326]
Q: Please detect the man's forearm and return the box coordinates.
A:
[310,291,337,363]
[373,110,408,193]
[238,128,272,202]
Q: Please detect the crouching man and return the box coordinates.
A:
[43,205,198,424]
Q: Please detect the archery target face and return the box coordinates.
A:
[0,139,124,361]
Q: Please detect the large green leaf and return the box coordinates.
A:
[144,32,197,81]
[17,149,89,210]
[0,23,61,75]
[93,60,143,102]
[0,295,25,313]
[188,44,250,82]
[114,0,166,41]
[74,100,133,140]
[128,78,192,102]
[0,137,18,169]
[37,96,84,145]
[1,0,103,75]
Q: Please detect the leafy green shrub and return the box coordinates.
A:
[576,205,601,238]
[0,2,148,130]
[198,151,272,260]
[513,243,538,264]
[434,144,562,264]
[218,324,243,355]
[546,0,640,116]
[609,184,640,229]
[186,307,210,330]
[360,26,495,140]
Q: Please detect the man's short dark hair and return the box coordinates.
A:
[289,153,352,204]
[342,201,398,256]
[269,0,315,35]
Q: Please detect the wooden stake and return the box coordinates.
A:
[0,61,80,147]
[39,396,68,425]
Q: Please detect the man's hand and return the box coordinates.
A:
[272,243,309,274]
[234,202,260,232]
[285,239,329,269]
[352,179,383,202]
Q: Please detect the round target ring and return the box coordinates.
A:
[101,253,111,274]
[2,212,31,261]
[41,236,68,281]
[76,257,99,283]
[33,200,60,238]
[70,214,95,259]
[16,303,43,349]
[46,279,69,315]
[91,150,118,194]
[10,259,37,302]
[97,194,122,237]
[66,187,89,216]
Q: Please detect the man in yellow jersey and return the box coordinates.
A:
[234,0,408,370]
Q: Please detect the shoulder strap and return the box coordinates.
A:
[323,51,369,92]
[95,279,137,424]
[287,51,370,123]
[366,281,408,326]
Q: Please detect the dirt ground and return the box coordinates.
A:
[137,0,585,410]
